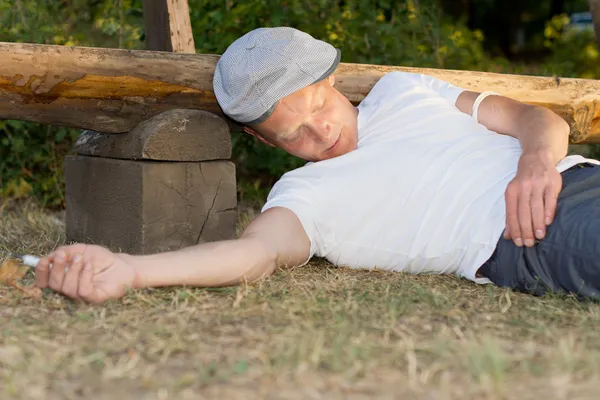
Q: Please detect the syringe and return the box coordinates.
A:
[3,253,41,268]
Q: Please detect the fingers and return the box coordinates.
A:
[60,243,89,254]
[505,170,562,248]
[532,173,562,240]
[41,255,101,303]
[505,182,521,246]
[516,181,535,247]
[78,262,100,303]
[506,178,537,247]
[531,185,546,241]
[60,253,85,300]
[544,174,562,227]
[47,250,70,292]
[35,256,52,288]
[36,244,88,289]
[503,223,511,240]
[34,244,108,303]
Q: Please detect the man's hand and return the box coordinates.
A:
[456,91,570,248]
[504,151,563,247]
[35,244,136,303]
[34,207,309,304]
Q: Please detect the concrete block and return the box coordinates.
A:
[73,109,231,161]
[65,155,237,254]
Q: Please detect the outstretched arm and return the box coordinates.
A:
[456,91,570,248]
[35,207,310,303]
[131,206,310,288]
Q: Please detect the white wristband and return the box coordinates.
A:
[472,91,499,123]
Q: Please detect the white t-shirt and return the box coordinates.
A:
[261,72,599,283]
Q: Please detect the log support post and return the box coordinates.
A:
[142,0,196,53]
[65,110,237,254]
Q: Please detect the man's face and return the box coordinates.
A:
[244,75,359,162]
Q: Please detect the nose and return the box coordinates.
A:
[310,119,334,144]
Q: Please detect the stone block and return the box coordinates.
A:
[73,109,231,161]
[65,155,237,254]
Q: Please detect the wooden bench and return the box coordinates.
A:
[1,1,599,254]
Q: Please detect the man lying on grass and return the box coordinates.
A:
[36,27,600,303]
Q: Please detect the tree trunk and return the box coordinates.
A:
[1,42,599,142]
[590,0,600,49]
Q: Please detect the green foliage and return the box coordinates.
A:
[0,0,144,207]
[190,0,486,70]
[541,14,600,79]
[0,0,144,48]
[91,0,144,49]
[1,0,599,207]
[1,0,92,45]
[0,121,79,208]
[538,13,600,159]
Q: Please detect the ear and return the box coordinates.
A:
[326,74,336,86]
[243,126,276,147]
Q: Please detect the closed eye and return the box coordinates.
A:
[314,99,326,114]
[280,127,303,142]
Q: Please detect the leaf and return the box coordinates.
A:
[0,259,28,282]
[0,259,41,299]
[55,129,67,142]
[13,283,42,298]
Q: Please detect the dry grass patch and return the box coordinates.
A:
[1,200,600,399]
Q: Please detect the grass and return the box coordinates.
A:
[2,200,600,399]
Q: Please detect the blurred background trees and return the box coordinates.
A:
[1,0,599,208]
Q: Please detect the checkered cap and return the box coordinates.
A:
[213,27,341,125]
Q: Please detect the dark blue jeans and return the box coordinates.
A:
[478,163,600,299]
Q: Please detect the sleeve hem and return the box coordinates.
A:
[443,86,467,107]
[261,202,317,260]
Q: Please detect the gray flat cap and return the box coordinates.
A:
[213,27,341,125]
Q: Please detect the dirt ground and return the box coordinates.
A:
[1,201,600,399]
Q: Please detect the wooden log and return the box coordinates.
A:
[142,0,195,53]
[0,42,216,134]
[74,109,231,161]
[1,42,600,142]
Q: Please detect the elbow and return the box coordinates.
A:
[526,106,570,160]
[241,237,278,283]
[542,106,570,138]
[552,110,570,158]
[552,109,571,140]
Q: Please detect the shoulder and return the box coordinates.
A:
[361,72,431,103]
[363,71,465,107]
[261,164,322,251]
[377,71,435,87]
[264,164,320,204]
[357,73,427,116]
